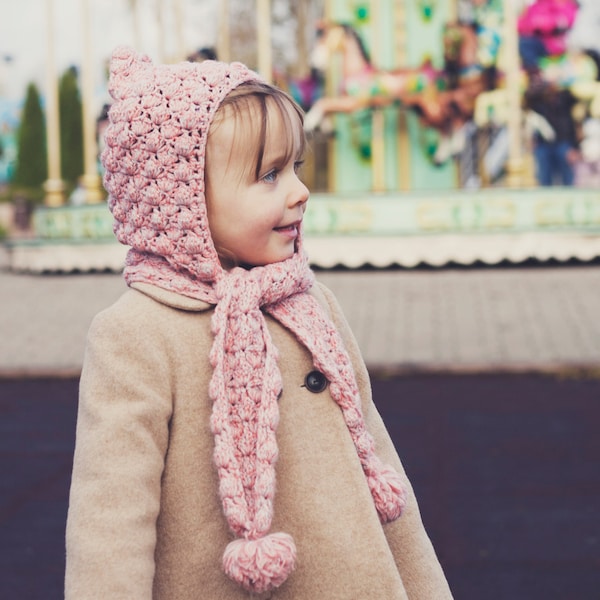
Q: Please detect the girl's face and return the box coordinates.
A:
[205,97,309,270]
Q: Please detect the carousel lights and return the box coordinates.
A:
[353,3,369,23]
[418,0,437,22]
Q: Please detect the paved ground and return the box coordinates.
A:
[2,244,600,376]
[1,375,599,600]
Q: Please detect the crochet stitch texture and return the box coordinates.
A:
[102,46,406,593]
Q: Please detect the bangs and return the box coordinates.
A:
[211,82,306,180]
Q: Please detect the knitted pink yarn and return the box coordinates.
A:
[223,533,296,593]
[102,45,257,283]
[102,47,406,593]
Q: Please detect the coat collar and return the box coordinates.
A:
[131,282,213,312]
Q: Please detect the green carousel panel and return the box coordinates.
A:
[304,188,600,236]
[330,112,375,193]
[324,0,457,192]
[6,204,123,273]
[303,188,600,268]
[404,112,456,190]
[32,204,115,240]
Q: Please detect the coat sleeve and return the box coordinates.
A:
[65,294,173,599]
[313,281,454,599]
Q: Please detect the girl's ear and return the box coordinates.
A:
[108,46,153,101]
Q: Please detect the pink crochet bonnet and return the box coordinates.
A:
[102,46,406,593]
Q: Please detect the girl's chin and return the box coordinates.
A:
[232,239,299,269]
[236,252,296,270]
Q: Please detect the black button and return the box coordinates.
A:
[304,370,328,393]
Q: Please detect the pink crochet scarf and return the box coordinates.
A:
[103,46,406,593]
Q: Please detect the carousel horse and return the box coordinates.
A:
[401,21,498,163]
[303,22,439,132]
[303,21,496,165]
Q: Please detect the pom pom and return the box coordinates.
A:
[223,532,296,593]
[368,464,408,523]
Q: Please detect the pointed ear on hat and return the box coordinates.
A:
[108,45,153,101]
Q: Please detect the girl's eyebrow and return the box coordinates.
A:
[261,148,298,170]
[257,156,284,179]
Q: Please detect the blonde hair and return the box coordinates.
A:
[210,80,306,179]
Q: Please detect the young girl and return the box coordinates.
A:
[65,46,453,599]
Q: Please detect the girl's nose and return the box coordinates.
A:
[289,175,310,208]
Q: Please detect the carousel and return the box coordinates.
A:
[301,0,600,267]
[7,0,600,272]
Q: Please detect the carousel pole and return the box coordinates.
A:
[80,0,104,203]
[448,0,458,23]
[156,0,166,63]
[292,2,309,78]
[130,0,142,50]
[370,0,386,193]
[395,0,411,191]
[256,0,272,83]
[325,0,337,192]
[217,0,231,62]
[173,0,186,61]
[504,0,525,188]
[43,0,65,207]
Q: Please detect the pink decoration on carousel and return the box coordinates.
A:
[518,0,579,57]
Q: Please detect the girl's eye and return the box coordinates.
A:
[294,160,305,174]
[261,170,278,183]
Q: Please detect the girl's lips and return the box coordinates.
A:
[274,221,300,238]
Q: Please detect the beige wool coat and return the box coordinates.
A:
[65,280,453,600]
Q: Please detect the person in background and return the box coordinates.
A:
[187,46,218,62]
[524,75,581,185]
